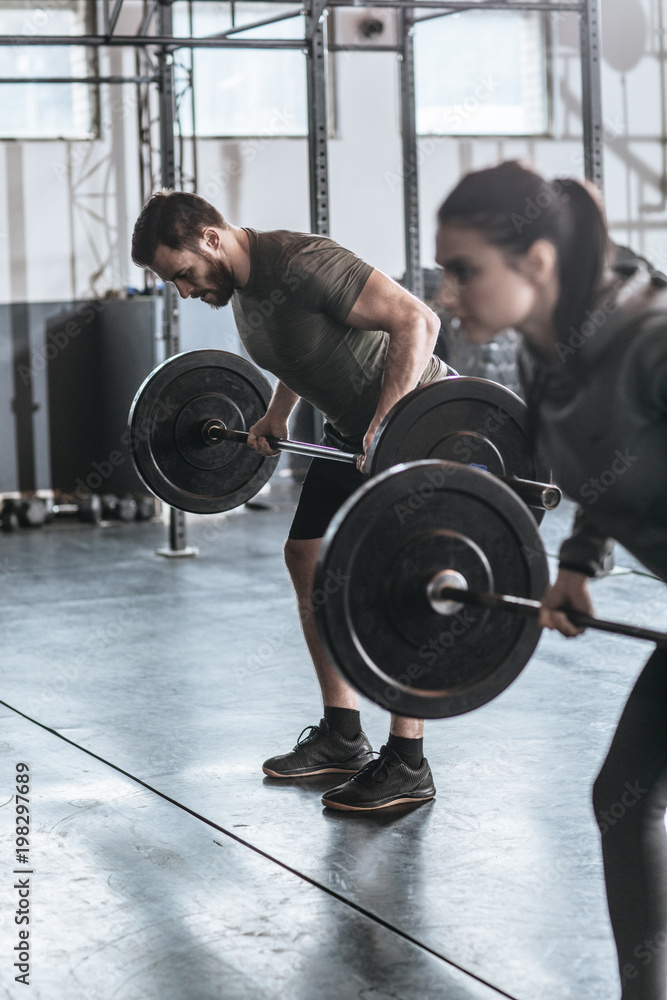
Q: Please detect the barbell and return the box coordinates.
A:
[128,351,665,719]
[313,461,667,719]
[128,349,560,517]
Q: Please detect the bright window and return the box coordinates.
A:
[172,1,307,138]
[415,10,550,136]
[0,0,97,140]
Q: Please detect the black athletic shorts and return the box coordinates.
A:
[288,425,366,540]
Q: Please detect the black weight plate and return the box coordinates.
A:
[314,460,549,719]
[128,350,277,514]
[367,376,551,512]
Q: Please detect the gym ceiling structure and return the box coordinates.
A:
[1,1,666,999]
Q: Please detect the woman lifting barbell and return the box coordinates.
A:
[435,160,667,1000]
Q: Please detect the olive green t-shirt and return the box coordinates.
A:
[231,229,446,441]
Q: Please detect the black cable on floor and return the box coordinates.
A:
[1,698,519,1000]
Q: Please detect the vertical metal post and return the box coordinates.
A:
[188,0,199,192]
[306,0,329,236]
[399,8,422,300]
[305,0,329,443]
[580,0,604,189]
[156,0,197,558]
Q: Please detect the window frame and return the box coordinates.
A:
[171,0,314,141]
[414,8,554,140]
[0,0,100,142]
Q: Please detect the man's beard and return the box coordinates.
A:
[199,252,236,309]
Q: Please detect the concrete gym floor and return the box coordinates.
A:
[1,480,665,1000]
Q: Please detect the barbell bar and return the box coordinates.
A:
[128,350,560,518]
[201,418,562,511]
[433,583,667,647]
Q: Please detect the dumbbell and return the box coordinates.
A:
[1,498,49,531]
[52,495,102,524]
[134,495,157,521]
[1,500,20,533]
[101,494,141,522]
[17,498,48,528]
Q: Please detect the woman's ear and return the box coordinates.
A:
[521,239,558,286]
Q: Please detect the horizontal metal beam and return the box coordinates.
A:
[0,76,156,84]
[325,0,583,8]
[0,1,586,52]
[0,34,306,49]
[328,43,401,51]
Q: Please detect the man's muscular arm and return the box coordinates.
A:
[344,269,441,468]
[247,380,301,457]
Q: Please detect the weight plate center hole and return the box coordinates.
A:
[201,417,227,445]
[427,568,468,615]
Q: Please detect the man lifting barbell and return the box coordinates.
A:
[434,160,667,1000]
[131,190,453,811]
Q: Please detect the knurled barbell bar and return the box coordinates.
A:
[200,418,561,512]
[128,349,561,517]
[313,461,667,720]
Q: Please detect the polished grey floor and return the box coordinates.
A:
[0,482,665,1000]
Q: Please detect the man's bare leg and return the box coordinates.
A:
[284,537,424,738]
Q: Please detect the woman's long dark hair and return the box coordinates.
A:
[437,161,611,360]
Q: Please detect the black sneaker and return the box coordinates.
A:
[262,719,374,778]
[321,745,436,811]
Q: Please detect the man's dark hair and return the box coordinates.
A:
[131,189,228,268]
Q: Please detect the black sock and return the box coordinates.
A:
[324,706,361,740]
[387,734,423,769]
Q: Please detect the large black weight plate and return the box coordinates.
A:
[314,460,549,719]
[128,350,277,514]
[366,376,551,509]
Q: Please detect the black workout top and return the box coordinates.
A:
[520,264,667,581]
[231,229,447,441]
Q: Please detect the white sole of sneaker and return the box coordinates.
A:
[321,793,436,811]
